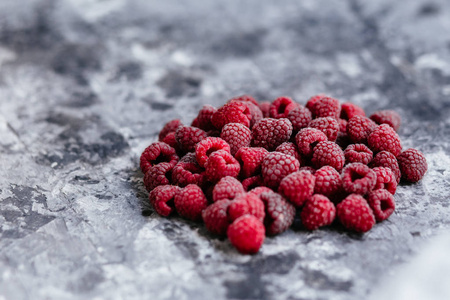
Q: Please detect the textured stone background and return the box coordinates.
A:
[1,0,450,299]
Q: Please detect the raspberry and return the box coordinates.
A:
[159,119,182,141]
[287,105,313,132]
[308,117,340,141]
[230,99,263,128]
[149,185,181,217]
[259,191,296,235]
[295,128,328,158]
[242,176,264,191]
[195,137,231,168]
[311,141,345,171]
[202,199,232,236]
[251,118,293,151]
[191,105,217,131]
[347,116,377,144]
[259,101,271,118]
[299,166,316,174]
[370,110,401,132]
[340,102,365,120]
[372,167,397,194]
[143,162,173,191]
[310,96,341,119]
[261,152,300,189]
[140,142,179,174]
[235,147,268,178]
[171,153,205,187]
[161,132,180,153]
[220,123,252,155]
[275,142,302,163]
[175,125,208,153]
[344,144,373,165]
[278,171,315,207]
[228,193,265,223]
[397,148,428,182]
[211,101,251,130]
[370,151,401,184]
[338,119,348,137]
[367,189,395,222]
[314,166,342,198]
[174,184,208,221]
[248,186,273,196]
[301,195,336,230]
[205,150,240,183]
[341,163,377,195]
[212,176,244,202]
[336,194,375,233]
[367,124,402,157]
[305,94,326,112]
[269,96,299,119]
[228,94,258,106]
[227,215,265,254]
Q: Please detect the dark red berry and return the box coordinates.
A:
[175,125,208,153]
[305,94,326,112]
[278,171,315,207]
[269,96,299,119]
[140,142,179,174]
[314,166,342,198]
[202,200,232,236]
[191,105,217,131]
[337,194,375,233]
[212,176,244,202]
[295,128,328,158]
[248,186,273,197]
[241,176,264,191]
[174,184,208,221]
[367,124,402,157]
[251,118,293,151]
[275,142,302,163]
[301,195,336,230]
[367,189,395,222]
[341,163,377,195]
[261,152,300,189]
[227,215,265,254]
[143,162,173,191]
[311,141,345,171]
[211,101,251,130]
[308,117,340,141]
[205,150,240,183]
[159,119,183,141]
[344,144,373,165]
[171,153,205,187]
[228,193,265,223]
[370,151,401,184]
[372,167,397,194]
[287,105,313,132]
[259,101,271,118]
[347,116,377,144]
[220,123,252,155]
[340,102,365,120]
[259,191,296,235]
[310,96,341,119]
[235,147,269,178]
[149,185,181,217]
[397,148,427,182]
[370,110,401,132]
[195,137,230,168]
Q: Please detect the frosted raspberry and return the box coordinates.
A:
[337,194,375,233]
[367,189,395,222]
[205,150,240,183]
[397,148,427,182]
[311,141,345,171]
[308,117,340,141]
[211,101,251,130]
[372,167,397,194]
[295,128,328,158]
[248,186,273,197]
[341,163,376,195]
[220,123,252,155]
[259,191,296,235]
[287,105,313,132]
[259,101,271,118]
[367,124,402,157]
[251,118,293,151]
[161,132,180,153]
[370,110,401,132]
[149,185,181,217]
[278,171,315,207]
[269,96,299,119]
[261,152,300,189]
[235,147,269,178]
[140,142,179,174]
[242,176,264,191]
[314,166,342,198]
[344,144,373,165]
[338,119,348,137]
[227,215,265,254]
[171,153,205,187]
[347,116,377,144]
[230,99,263,128]
[275,142,302,163]
[305,94,326,112]
[340,102,365,120]
[370,151,401,184]
[174,184,208,221]
[143,162,173,191]
[159,119,183,141]
[310,96,341,119]
[228,94,258,106]
[228,193,265,223]
[301,195,336,230]
[299,166,316,174]
[195,137,231,168]
[212,176,244,202]
[175,125,208,152]
[202,200,232,236]
[191,105,217,131]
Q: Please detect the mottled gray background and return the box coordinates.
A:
[1,0,450,299]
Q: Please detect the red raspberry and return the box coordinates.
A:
[370,151,401,184]
[228,193,265,223]
[174,184,208,221]
[310,96,341,119]
[370,110,401,132]
[367,189,395,222]
[311,141,345,171]
[344,144,373,165]
[340,102,365,120]
[338,119,348,137]
[261,152,300,189]
[241,176,264,191]
[301,195,336,230]
[305,94,326,112]
[202,200,232,236]
[347,116,377,144]
[258,101,271,118]
[171,153,205,187]
[161,132,180,153]
[397,148,428,182]
[259,191,296,235]
[230,99,263,128]
[251,118,293,151]
[143,162,173,191]
[149,185,181,217]
[295,128,328,158]
[372,167,397,194]
[227,215,265,254]
[248,186,273,196]
[287,105,313,132]
[220,123,252,155]
[235,147,268,178]
[275,142,302,163]
[140,142,179,174]
[159,119,183,141]
[212,176,244,202]
[211,101,251,130]
[205,150,240,183]
[299,166,316,174]
[314,166,342,198]
[175,125,208,153]
[367,124,402,157]
[269,96,299,119]
[341,163,377,195]
[308,117,340,141]
[278,171,315,207]
[195,137,231,168]
[191,105,217,131]
[336,194,375,233]
[228,94,258,106]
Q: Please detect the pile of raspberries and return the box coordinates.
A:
[140,95,427,254]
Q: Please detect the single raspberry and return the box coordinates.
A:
[230,99,263,128]
[367,189,395,222]
[140,142,179,174]
[220,123,252,155]
[269,96,299,119]
[159,119,183,141]
[171,153,205,187]
[311,141,345,171]
[211,101,251,130]
[228,193,265,223]
[242,176,264,191]
[336,194,375,233]
[205,150,240,183]
[259,191,296,235]
[228,94,258,106]
[301,195,336,230]
[370,110,401,132]
[227,215,265,254]
[191,105,217,131]
[310,96,341,119]
[397,148,428,182]
[212,176,244,202]
[367,124,402,157]
[275,142,302,163]
[370,151,401,184]
[161,132,180,153]
[341,163,377,195]
[347,116,377,144]
[174,184,208,221]
[340,102,365,120]
[295,128,328,158]
[314,166,342,198]
[202,200,232,236]
[149,185,181,217]
[195,137,231,168]
[344,144,373,165]
[305,94,326,112]
[175,125,208,153]
[261,152,300,189]
[278,171,315,207]
[143,162,173,191]
[248,186,273,196]
[372,167,397,194]
[308,117,339,141]
[287,105,313,132]
[235,147,269,178]
[251,118,293,151]
[299,166,316,174]
[259,101,271,118]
